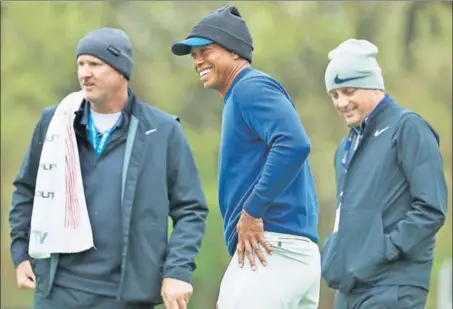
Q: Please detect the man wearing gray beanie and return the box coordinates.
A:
[172,5,321,309]
[10,27,208,309]
[321,39,447,309]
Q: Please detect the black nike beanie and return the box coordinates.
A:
[172,5,254,63]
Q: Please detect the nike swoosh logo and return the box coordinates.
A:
[145,129,157,135]
[374,126,389,137]
[334,74,369,84]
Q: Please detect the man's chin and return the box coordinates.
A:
[82,89,93,98]
[345,118,360,127]
[83,93,101,104]
[83,93,95,102]
[202,81,214,89]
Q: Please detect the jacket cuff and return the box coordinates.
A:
[243,194,266,218]
[384,234,401,261]
[12,241,30,268]
[163,267,192,284]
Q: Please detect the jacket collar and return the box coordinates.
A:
[74,88,136,129]
[350,93,394,135]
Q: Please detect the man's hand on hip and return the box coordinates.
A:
[236,209,272,271]
[161,278,193,309]
[16,260,36,289]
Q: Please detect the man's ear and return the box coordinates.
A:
[373,89,384,96]
[232,53,240,60]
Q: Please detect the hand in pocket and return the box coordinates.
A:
[16,260,36,289]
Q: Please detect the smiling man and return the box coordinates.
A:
[9,27,208,309]
[171,5,320,309]
[321,39,448,309]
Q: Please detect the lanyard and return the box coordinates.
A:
[87,109,119,158]
[341,133,353,170]
[341,127,363,171]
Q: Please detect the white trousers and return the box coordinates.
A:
[217,231,321,309]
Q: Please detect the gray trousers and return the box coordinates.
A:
[33,285,155,309]
[334,285,428,309]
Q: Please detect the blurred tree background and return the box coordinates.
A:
[1,1,451,309]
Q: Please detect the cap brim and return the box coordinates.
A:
[171,37,213,56]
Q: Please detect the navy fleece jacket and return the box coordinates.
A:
[219,68,319,256]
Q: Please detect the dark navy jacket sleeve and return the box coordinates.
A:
[9,115,46,268]
[387,114,448,259]
[164,121,208,283]
[234,77,311,218]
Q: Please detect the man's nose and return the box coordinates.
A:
[193,55,204,68]
[336,96,349,109]
[78,66,92,79]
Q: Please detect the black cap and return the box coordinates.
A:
[171,5,254,63]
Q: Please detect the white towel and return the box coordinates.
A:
[29,91,94,259]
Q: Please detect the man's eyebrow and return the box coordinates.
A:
[202,45,213,51]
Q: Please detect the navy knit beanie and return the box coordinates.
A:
[171,5,254,63]
[76,28,134,80]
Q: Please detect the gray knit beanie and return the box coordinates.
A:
[325,39,384,93]
[76,28,133,80]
